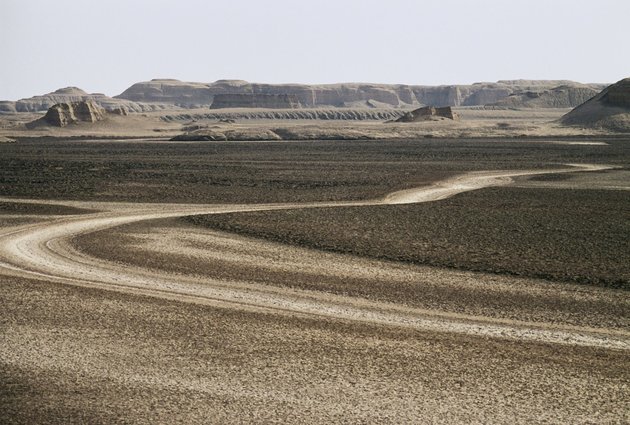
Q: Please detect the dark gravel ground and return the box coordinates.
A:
[0,202,93,215]
[185,186,630,289]
[0,137,627,203]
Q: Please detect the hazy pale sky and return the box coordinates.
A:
[1,0,628,100]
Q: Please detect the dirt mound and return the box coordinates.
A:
[43,101,105,127]
[560,78,630,132]
[395,106,459,122]
[171,128,282,141]
[605,78,630,107]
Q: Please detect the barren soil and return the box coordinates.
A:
[184,184,630,288]
[0,138,627,203]
[2,107,623,140]
[1,137,629,423]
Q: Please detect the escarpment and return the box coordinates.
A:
[114,79,606,109]
[2,86,174,113]
[3,80,608,114]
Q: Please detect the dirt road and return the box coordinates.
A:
[0,163,626,350]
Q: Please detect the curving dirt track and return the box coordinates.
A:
[0,163,627,351]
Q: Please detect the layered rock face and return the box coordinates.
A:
[0,101,17,113]
[43,101,105,127]
[490,85,599,108]
[2,87,172,113]
[560,78,630,132]
[395,106,459,122]
[210,94,301,109]
[116,79,606,109]
[115,79,218,106]
[3,80,609,114]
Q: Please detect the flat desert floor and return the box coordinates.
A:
[0,137,629,424]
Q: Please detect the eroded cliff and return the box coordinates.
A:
[115,79,606,109]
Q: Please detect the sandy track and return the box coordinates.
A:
[0,163,626,350]
[382,163,612,204]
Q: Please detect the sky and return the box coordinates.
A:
[1,0,629,100]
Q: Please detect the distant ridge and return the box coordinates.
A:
[0,87,174,113]
[1,79,608,113]
[116,79,606,109]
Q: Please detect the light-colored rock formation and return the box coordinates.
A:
[490,85,599,108]
[0,101,17,113]
[117,78,217,105]
[560,78,630,132]
[1,87,174,113]
[210,94,301,109]
[395,106,459,122]
[108,106,129,116]
[43,101,105,127]
[3,80,609,115]
[117,79,606,109]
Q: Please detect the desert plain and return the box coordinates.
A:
[0,79,629,424]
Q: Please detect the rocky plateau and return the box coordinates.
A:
[0,87,174,113]
[114,78,606,109]
[490,85,599,108]
[1,79,608,115]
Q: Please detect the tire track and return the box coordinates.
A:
[1,163,627,349]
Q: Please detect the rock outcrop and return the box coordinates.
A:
[210,94,301,109]
[115,78,218,106]
[560,78,630,132]
[43,101,105,127]
[108,106,129,116]
[2,86,174,113]
[0,101,17,113]
[395,106,459,122]
[490,85,599,108]
[3,80,609,114]
[116,79,606,109]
